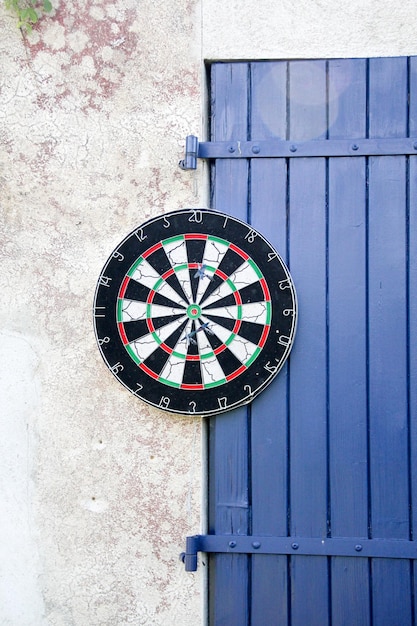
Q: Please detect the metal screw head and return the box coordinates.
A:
[252,145,260,154]
[228,541,237,548]
[252,541,261,549]
[413,142,417,150]
[351,144,359,151]
[355,544,363,552]
[289,145,297,153]
[228,145,236,153]
[291,542,299,550]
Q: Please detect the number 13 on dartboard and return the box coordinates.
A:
[93,208,297,416]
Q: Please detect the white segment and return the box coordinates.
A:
[155,277,188,306]
[130,258,188,306]
[129,317,186,361]
[201,316,233,345]
[129,334,158,362]
[121,299,147,322]
[202,305,239,320]
[239,301,268,324]
[163,237,188,266]
[174,266,193,302]
[194,238,229,303]
[228,260,261,290]
[159,354,186,385]
[199,278,235,307]
[201,355,226,385]
[149,304,186,318]
[202,238,229,267]
[176,319,194,354]
[130,258,162,288]
[196,325,214,356]
[225,334,259,364]
[201,315,259,365]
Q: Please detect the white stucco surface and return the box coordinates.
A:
[1,0,416,624]
[202,0,417,59]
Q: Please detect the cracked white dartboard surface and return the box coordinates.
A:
[94,208,297,416]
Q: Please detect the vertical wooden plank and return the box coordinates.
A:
[368,57,412,626]
[250,61,289,626]
[208,62,250,626]
[408,56,417,626]
[211,63,249,217]
[327,59,371,626]
[288,60,328,141]
[288,59,329,626]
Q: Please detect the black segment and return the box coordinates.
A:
[125,280,152,302]
[123,319,151,342]
[163,320,189,349]
[145,247,172,275]
[217,248,245,277]
[151,292,187,310]
[214,348,244,376]
[186,238,206,265]
[143,346,170,375]
[203,292,237,310]
[198,274,226,306]
[151,314,185,331]
[237,282,265,304]
[236,320,265,345]
[203,314,236,332]
[182,360,203,386]
[164,273,190,305]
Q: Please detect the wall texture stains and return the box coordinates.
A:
[1,0,417,624]
[0,0,204,624]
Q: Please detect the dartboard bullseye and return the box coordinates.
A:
[93,209,297,416]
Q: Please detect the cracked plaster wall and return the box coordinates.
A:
[1,0,417,625]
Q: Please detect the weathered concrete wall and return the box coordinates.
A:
[0,1,204,624]
[1,0,417,624]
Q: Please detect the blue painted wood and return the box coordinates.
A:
[287,59,329,626]
[327,58,371,626]
[250,61,289,626]
[409,56,417,626]
[368,57,412,626]
[209,57,417,626]
[209,62,250,626]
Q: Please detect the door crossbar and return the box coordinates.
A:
[182,534,417,571]
[179,135,417,170]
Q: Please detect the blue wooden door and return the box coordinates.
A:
[206,58,417,625]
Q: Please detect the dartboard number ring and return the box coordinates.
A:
[93,209,297,416]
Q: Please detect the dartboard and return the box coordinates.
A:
[93,209,297,416]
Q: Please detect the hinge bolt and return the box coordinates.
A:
[355,544,363,552]
[228,145,236,153]
[289,145,297,153]
[351,144,359,151]
[229,541,237,548]
[291,542,299,550]
[413,142,417,150]
[252,145,260,154]
[252,541,261,549]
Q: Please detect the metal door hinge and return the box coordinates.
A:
[179,135,417,170]
[182,534,417,571]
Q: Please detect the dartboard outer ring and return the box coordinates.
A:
[93,208,297,416]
